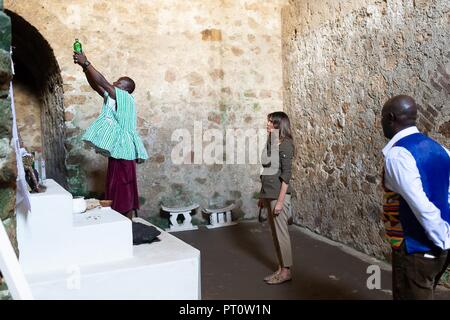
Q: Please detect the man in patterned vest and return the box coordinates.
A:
[381,95,450,299]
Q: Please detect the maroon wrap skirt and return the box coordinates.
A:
[105,157,139,215]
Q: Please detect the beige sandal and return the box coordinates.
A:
[264,270,280,282]
[266,273,292,285]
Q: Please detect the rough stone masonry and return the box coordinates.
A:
[282,0,450,259]
[2,0,449,261]
[5,0,285,222]
[0,2,17,254]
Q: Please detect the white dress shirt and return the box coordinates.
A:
[383,126,450,250]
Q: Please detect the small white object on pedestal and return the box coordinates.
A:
[161,203,199,232]
[203,204,237,229]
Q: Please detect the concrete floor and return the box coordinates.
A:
[173,221,450,300]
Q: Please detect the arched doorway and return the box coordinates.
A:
[6,10,67,187]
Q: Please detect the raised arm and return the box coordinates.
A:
[73,52,116,99]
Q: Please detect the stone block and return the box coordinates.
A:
[0,187,15,221]
[0,49,11,90]
[0,12,11,52]
[201,29,222,41]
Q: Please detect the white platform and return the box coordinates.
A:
[26,219,201,300]
[15,179,201,300]
[17,179,132,274]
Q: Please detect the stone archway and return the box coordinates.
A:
[6,10,67,187]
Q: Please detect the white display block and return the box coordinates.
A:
[17,179,132,274]
[15,179,201,300]
[71,207,133,267]
[26,218,201,300]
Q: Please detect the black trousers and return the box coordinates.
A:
[392,243,450,300]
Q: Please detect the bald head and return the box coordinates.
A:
[113,76,136,94]
[381,95,418,139]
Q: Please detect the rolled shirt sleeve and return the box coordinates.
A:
[279,141,293,184]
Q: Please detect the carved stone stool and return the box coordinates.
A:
[161,203,199,232]
[202,203,237,229]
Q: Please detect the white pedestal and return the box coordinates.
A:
[71,207,132,267]
[15,180,201,299]
[16,179,132,274]
[26,219,200,300]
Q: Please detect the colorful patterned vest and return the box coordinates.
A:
[382,169,404,250]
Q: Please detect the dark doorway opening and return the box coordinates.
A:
[6,10,67,187]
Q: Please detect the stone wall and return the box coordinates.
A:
[282,0,450,259]
[13,82,41,153]
[8,9,66,187]
[0,2,17,253]
[5,0,285,219]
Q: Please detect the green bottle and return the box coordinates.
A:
[73,38,82,53]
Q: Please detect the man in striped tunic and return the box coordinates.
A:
[73,51,148,219]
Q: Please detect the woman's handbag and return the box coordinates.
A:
[258,207,267,223]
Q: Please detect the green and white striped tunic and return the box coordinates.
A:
[82,88,148,161]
